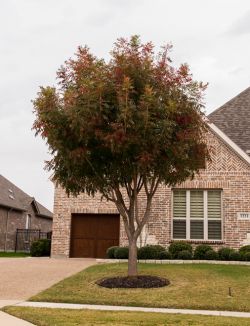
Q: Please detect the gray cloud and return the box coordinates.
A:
[227,10,250,36]
[1,0,250,210]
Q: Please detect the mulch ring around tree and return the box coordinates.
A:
[96,275,170,289]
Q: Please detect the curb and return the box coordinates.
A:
[15,301,250,318]
[96,259,250,265]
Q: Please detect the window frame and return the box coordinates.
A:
[25,214,31,230]
[172,189,223,241]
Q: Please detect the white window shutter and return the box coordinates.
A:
[173,191,186,218]
[190,191,204,219]
[208,191,221,219]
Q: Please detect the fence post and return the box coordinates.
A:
[15,229,19,252]
[38,229,41,239]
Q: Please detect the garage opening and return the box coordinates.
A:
[70,214,120,258]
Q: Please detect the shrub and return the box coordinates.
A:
[30,239,51,257]
[159,250,172,260]
[218,247,234,260]
[106,246,120,258]
[138,245,165,260]
[151,245,166,256]
[243,252,250,261]
[194,245,213,260]
[239,245,250,255]
[228,251,242,261]
[168,242,192,259]
[114,247,129,259]
[177,250,193,260]
[204,250,218,260]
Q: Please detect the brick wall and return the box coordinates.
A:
[0,205,52,251]
[51,129,250,257]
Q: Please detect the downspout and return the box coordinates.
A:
[4,208,12,252]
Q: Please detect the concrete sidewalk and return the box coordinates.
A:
[15,301,250,319]
[0,302,35,325]
[0,312,35,326]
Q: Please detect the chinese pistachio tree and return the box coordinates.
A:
[33,36,210,277]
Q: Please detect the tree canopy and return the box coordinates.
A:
[33,35,210,276]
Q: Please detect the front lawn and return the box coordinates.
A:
[0,252,30,258]
[30,263,250,312]
[4,307,250,326]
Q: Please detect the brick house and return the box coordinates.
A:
[51,88,250,258]
[0,175,53,251]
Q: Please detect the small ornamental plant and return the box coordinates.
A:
[169,242,192,259]
[30,239,51,257]
[194,245,213,260]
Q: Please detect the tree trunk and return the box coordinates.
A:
[128,238,138,277]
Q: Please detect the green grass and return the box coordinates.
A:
[31,263,250,312]
[4,307,250,326]
[0,252,30,257]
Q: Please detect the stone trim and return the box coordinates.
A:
[174,180,229,189]
[70,208,118,214]
[169,240,225,245]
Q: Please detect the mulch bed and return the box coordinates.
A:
[96,275,170,288]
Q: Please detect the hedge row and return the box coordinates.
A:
[106,243,250,261]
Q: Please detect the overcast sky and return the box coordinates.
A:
[1,0,250,211]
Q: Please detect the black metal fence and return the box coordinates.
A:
[15,229,52,253]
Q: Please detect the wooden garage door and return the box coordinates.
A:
[70,214,120,258]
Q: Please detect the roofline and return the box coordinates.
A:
[0,203,25,212]
[36,213,53,220]
[208,86,250,118]
[31,199,40,214]
[208,121,250,165]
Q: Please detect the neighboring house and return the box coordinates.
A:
[0,175,53,251]
[51,88,250,258]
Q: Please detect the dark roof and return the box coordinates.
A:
[34,200,53,219]
[208,87,250,154]
[0,175,53,218]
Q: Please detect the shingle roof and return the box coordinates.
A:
[208,87,250,154]
[34,200,53,218]
[0,175,53,218]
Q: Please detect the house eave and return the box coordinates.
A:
[36,213,53,220]
[0,203,25,212]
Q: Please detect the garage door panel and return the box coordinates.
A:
[70,214,120,258]
[71,239,95,258]
[96,239,118,258]
[71,216,96,238]
[96,216,120,239]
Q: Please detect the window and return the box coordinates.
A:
[25,214,31,230]
[173,190,222,240]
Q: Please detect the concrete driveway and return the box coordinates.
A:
[0,257,95,301]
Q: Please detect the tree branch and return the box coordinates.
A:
[104,187,131,241]
[137,175,143,192]
[134,177,160,239]
[143,175,149,195]
[152,178,160,196]
[114,186,129,216]
[134,195,152,239]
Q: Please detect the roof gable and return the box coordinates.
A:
[205,123,250,172]
[208,122,250,166]
[0,175,52,218]
[31,199,53,218]
[208,87,250,154]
